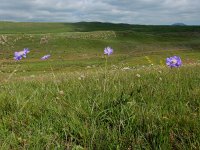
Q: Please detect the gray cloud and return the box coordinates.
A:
[0,0,199,25]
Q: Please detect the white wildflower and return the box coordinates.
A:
[136,74,141,78]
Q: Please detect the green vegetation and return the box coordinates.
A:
[0,22,200,149]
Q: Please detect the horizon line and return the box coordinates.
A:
[0,20,200,26]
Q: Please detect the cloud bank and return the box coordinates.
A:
[0,0,199,25]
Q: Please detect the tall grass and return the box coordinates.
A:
[0,65,199,149]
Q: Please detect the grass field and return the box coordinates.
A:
[0,22,200,149]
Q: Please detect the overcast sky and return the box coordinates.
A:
[0,0,199,25]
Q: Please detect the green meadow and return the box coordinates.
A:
[0,22,200,149]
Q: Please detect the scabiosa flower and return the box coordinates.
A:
[14,52,23,60]
[104,47,113,56]
[166,56,182,68]
[14,48,30,60]
[23,48,30,58]
[41,54,51,60]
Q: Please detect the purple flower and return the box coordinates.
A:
[14,52,23,60]
[14,48,30,60]
[23,48,30,57]
[41,54,51,60]
[104,47,113,56]
[166,56,182,68]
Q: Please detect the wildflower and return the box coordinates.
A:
[122,67,131,71]
[59,91,64,95]
[86,66,91,69]
[136,74,141,78]
[162,116,169,119]
[41,54,51,60]
[23,48,30,56]
[104,46,113,56]
[78,74,85,80]
[14,48,30,60]
[14,52,23,60]
[80,74,85,78]
[166,56,182,68]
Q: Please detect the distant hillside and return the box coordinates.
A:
[0,21,199,34]
[172,23,187,26]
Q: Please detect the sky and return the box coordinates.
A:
[0,0,199,25]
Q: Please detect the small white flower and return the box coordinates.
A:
[136,74,141,78]
[86,66,91,69]
[30,75,35,78]
[122,67,131,71]
[59,91,64,95]
[80,74,85,78]
[78,74,85,80]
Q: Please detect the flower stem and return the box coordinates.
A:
[104,55,108,92]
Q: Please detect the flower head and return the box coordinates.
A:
[14,48,30,60]
[41,54,51,60]
[23,48,30,56]
[104,47,113,56]
[59,90,64,95]
[166,56,182,68]
[22,48,30,58]
[136,74,141,78]
[14,52,23,60]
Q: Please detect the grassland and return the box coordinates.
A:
[0,22,200,149]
